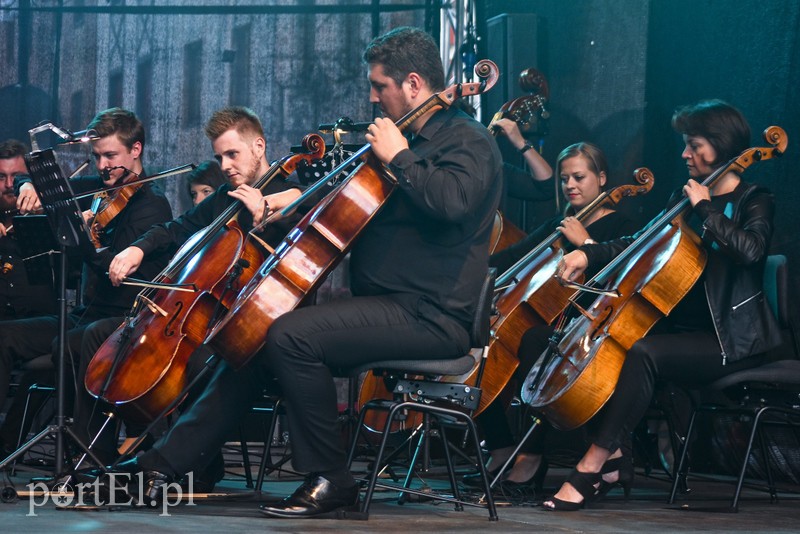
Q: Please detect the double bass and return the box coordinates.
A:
[84,135,326,423]
[205,60,500,368]
[523,126,788,430]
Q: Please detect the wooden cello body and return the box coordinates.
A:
[85,136,325,423]
[206,60,500,368]
[526,218,705,430]
[205,154,396,366]
[489,210,526,253]
[523,127,788,430]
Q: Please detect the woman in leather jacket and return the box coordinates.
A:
[542,100,782,511]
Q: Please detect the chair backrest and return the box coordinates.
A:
[470,268,497,348]
[764,254,788,329]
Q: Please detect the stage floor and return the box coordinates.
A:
[2,459,799,533]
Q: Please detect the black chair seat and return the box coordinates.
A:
[348,351,478,377]
[347,270,498,520]
[708,359,800,391]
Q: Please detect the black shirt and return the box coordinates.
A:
[72,177,174,318]
[349,106,503,328]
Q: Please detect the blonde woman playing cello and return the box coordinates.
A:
[466,142,639,493]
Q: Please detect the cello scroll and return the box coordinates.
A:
[730,126,787,172]
[604,167,655,205]
[277,134,326,175]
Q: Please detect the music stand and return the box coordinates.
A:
[0,149,107,479]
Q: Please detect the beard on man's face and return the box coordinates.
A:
[0,190,17,212]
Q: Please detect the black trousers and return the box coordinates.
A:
[479,324,766,459]
[592,330,765,452]
[0,311,93,417]
[71,317,126,461]
[140,293,469,478]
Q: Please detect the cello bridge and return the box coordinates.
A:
[137,294,168,317]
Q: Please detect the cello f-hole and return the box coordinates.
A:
[164,301,183,337]
[589,306,612,341]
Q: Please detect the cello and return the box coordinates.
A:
[489,210,526,254]
[523,126,788,431]
[205,60,500,368]
[452,168,655,416]
[84,135,326,423]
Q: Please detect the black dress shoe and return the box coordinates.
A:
[259,475,359,518]
[102,457,173,507]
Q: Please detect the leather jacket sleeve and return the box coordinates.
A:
[693,188,774,266]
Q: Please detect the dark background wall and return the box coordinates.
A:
[480,0,799,309]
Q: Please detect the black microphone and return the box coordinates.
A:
[57,128,101,145]
[318,117,371,133]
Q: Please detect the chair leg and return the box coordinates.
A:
[669,408,698,504]
[361,403,409,518]
[462,412,498,521]
[732,406,769,512]
[346,398,373,467]
[359,401,498,520]
[755,419,778,503]
[255,399,283,492]
[12,385,55,474]
[347,399,406,483]
[438,424,463,511]
[240,428,253,489]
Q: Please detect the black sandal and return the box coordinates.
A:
[594,456,634,502]
[542,468,601,511]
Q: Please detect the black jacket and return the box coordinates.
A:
[582,181,782,364]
